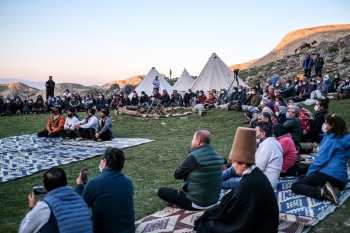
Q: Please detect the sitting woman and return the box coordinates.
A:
[291,114,350,205]
[273,124,297,176]
[304,98,329,143]
[194,127,279,232]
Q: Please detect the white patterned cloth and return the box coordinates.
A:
[0,134,154,183]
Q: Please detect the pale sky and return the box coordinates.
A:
[0,0,349,86]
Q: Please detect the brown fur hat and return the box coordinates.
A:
[229,127,256,164]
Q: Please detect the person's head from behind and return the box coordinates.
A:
[100,147,125,171]
[191,130,211,149]
[315,98,329,111]
[43,167,67,193]
[255,121,273,140]
[272,123,288,138]
[229,127,256,176]
[324,114,348,137]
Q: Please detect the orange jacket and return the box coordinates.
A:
[46,114,65,132]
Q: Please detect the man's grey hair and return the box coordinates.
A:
[288,105,300,116]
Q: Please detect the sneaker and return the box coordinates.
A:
[339,93,343,100]
[243,120,250,124]
[227,103,232,111]
[76,137,84,142]
[321,182,340,205]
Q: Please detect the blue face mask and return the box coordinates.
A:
[286,112,290,119]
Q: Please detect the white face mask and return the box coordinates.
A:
[314,105,319,111]
[199,93,203,96]
[275,111,279,116]
[286,83,290,87]
[6,100,10,103]
[276,84,280,87]
[99,160,104,173]
[324,77,328,80]
[275,102,279,106]
[335,76,338,78]
[238,89,242,92]
[251,91,256,94]
[286,112,290,119]
[294,79,298,83]
[317,80,321,84]
[298,83,302,86]
[346,79,350,82]
[322,123,327,133]
[233,90,236,93]
[302,82,306,85]
[221,91,224,94]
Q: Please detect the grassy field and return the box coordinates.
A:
[0,99,350,232]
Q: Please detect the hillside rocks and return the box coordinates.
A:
[239,33,350,85]
[247,24,350,68]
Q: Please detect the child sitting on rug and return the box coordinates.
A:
[291,114,350,205]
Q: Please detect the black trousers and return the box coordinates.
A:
[291,171,346,201]
[37,130,60,138]
[77,128,95,139]
[304,69,311,78]
[157,187,199,211]
[315,67,323,76]
[58,130,78,138]
[93,129,112,141]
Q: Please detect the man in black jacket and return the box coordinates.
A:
[314,54,324,76]
[45,76,55,100]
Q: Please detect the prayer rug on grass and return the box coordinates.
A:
[135,177,350,233]
[0,134,154,183]
[277,177,350,233]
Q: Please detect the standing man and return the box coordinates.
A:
[303,53,313,78]
[76,148,135,233]
[152,75,160,90]
[19,167,93,233]
[314,54,324,77]
[157,130,224,210]
[45,76,55,100]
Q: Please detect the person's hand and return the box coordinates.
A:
[303,130,307,135]
[95,133,99,139]
[48,130,52,134]
[28,192,37,208]
[76,170,83,185]
[76,124,81,129]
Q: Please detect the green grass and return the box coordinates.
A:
[0,99,350,232]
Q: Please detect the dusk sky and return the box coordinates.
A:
[0,0,349,86]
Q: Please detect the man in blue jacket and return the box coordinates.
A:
[303,53,313,78]
[76,147,135,233]
[94,108,114,141]
[19,167,93,233]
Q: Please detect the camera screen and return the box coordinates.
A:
[33,186,45,195]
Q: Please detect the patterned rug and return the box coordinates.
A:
[0,134,154,183]
[135,177,350,233]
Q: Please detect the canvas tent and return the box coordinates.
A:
[172,68,194,94]
[190,53,249,93]
[129,67,173,98]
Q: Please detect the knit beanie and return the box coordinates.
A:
[229,127,256,164]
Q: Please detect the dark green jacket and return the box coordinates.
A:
[283,117,303,142]
[184,144,224,207]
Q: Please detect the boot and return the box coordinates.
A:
[339,93,343,100]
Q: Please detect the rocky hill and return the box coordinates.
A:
[248,24,350,68]
[229,58,259,71]
[0,82,39,98]
[234,25,350,85]
[101,75,145,89]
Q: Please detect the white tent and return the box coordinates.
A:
[190,53,249,93]
[129,67,173,98]
[172,68,194,94]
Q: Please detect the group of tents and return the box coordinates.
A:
[130,53,249,98]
